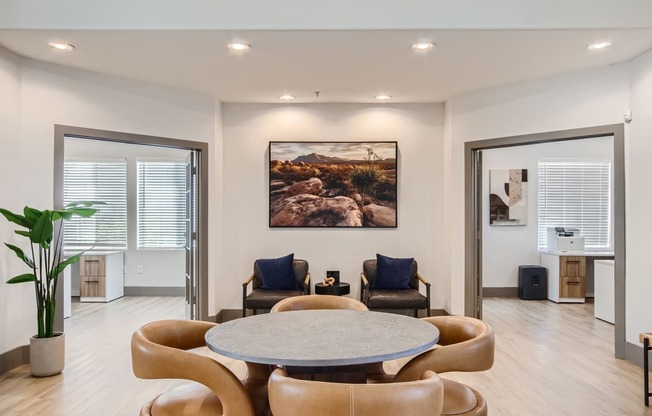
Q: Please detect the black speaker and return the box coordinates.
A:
[518,265,547,300]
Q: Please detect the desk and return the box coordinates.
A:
[206,310,438,367]
[540,250,614,303]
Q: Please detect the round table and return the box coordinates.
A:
[205,310,439,367]
[315,282,350,296]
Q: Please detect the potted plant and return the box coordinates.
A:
[1,202,100,377]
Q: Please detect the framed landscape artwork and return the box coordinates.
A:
[269,141,398,228]
[489,168,528,225]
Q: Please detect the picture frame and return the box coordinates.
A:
[269,141,398,228]
[489,168,528,226]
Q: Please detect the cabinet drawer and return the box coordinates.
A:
[559,275,584,298]
[80,256,105,277]
[81,275,106,298]
[559,256,585,278]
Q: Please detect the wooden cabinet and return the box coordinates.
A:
[540,253,586,303]
[80,252,124,303]
[558,256,585,299]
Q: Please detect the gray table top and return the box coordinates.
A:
[205,310,439,367]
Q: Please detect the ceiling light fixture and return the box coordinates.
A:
[588,41,612,51]
[279,94,295,101]
[228,42,251,51]
[374,94,392,101]
[49,42,75,51]
[412,41,436,51]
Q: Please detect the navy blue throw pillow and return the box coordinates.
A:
[256,253,297,290]
[373,254,414,290]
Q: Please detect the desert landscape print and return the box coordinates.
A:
[269,141,398,227]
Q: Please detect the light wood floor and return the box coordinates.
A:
[0,297,650,415]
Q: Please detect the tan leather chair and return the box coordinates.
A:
[268,368,444,416]
[270,294,368,312]
[368,316,495,416]
[131,319,255,416]
[242,258,310,317]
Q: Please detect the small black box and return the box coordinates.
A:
[518,265,547,300]
[326,270,340,283]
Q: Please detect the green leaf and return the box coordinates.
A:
[23,206,43,228]
[0,208,29,228]
[51,210,73,221]
[51,251,86,277]
[65,208,98,218]
[7,273,38,284]
[4,243,35,268]
[65,201,106,208]
[30,210,53,245]
[14,230,30,237]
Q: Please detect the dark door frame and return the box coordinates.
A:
[464,123,626,359]
[53,124,210,328]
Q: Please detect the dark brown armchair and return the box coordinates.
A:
[242,258,310,317]
[360,258,431,317]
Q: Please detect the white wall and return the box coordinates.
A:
[219,103,445,310]
[482,137,613,288]
[65,138,189,289]
[0,54,217,354]
[625,48,652,345]
[446,64,630,315]
[0,48,36,354]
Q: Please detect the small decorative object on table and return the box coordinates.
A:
[323,276,335,286]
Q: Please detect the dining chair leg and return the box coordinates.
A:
[645,337,650,406]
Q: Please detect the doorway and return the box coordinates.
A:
[464,124,626,358]
[53,125,209,330]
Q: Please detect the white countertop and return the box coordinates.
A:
[542,250,614,257]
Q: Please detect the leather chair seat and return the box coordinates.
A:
[244,289,304,309]
[441,379,487,416]
[367,289,428,309]
[142,383,223,416]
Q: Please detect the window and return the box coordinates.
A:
[64,160,128,249]
[137,160,187,249]
[537,160,612,250]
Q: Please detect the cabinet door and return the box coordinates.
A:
[560,256,585,277]
[80,256,106,277]
[559,275,584,298]
[81,276,106,297]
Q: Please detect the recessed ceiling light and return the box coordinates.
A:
[228,42,251,51]
[374,94,392,101]
[412,41,436,51]
[279,94,295,101]
[49,42,75,51]
[588,41,612,51]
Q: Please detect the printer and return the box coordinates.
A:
[547,227,585,251]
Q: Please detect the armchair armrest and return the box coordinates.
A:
[242,274,255,318]
[360,273,370,304]
[303,272,311,295]
[417,273,431,317]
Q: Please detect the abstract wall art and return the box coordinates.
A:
[269,141,398,228]
[489,169,528,226]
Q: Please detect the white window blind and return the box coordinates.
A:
[537,160,612,250]
[63,160,128,249]
[137,161,187,249]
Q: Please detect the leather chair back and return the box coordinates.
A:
[131,319,255,416]
[363,259,419,290]
[271,294,368,312]
[253,259,309,289]
[268,368,444,416]
[393,316,495,382]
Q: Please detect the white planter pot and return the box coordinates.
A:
[30,332,65,377]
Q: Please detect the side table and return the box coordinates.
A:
[315,282,350,296]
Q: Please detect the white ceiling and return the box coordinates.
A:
[1,29,651,103]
